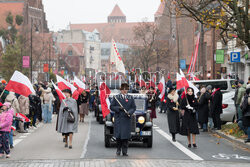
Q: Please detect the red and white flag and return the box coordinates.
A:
[176,73,183,90]
[56,75,79,100]
[110,39,126,74]
[158,76,165,102]
[73,76,86,94]
[187,79,199,97]
[82,76,86,83]
[16,113,30,122]
[180,69,189,90]
[5,71,35,97]
[150,74,156,88]
[99,82,111,118]
[190,73,200,81]
[51,81,66,101]
[139,75,146,87]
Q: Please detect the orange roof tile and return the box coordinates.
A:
[109,4,125,17]
[0,2,24,29]
[155,1,165,17]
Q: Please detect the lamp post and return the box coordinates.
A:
[30,19,39,83]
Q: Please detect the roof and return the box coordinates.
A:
[58,43,84,56]
[154,1,165,17]
[70,22,151,46]
[0,2,24,29]
[109,4,125,17]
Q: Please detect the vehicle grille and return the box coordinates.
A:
[131,114,136,132]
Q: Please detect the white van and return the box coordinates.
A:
[192,79,236,93]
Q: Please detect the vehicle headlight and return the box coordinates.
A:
[112,117,115,122]
[138,116,145,124]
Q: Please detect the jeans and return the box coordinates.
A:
[247,127,250,139]
[236,105,243,120]
[203,123,208,130]
[42,103,53,123]
[8,130,13,146]
[0,131,10,155]
[208,117,214,129]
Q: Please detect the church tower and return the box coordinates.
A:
[108,4,126,23]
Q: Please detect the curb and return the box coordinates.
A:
[212,130,250,150]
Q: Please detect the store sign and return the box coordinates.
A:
[180,59,186,69]
[23,56,30,68]
[216,50,224,64]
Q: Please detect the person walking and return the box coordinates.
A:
[180,87,199,148]
[78,90,89,122]
[166,88,180,142]
[206,85,214,130]
[0,102,14,158]
[110,83,136,156]
[42,88,55,123]
[241,84,250,143]
[211,85,223,130]
[57,89,78,149]
[197,87,211,132]
[236,80,246,120]
[147,86,157,121]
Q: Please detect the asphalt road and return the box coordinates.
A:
[4,112,250,164]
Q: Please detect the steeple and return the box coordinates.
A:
[108,4,126,23]
[154,1,165,21]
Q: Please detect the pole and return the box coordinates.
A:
[48,37,51,82]
[30,19,33,83]
[212,28,216,79]
[177,22,180,70]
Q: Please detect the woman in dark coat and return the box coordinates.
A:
[180,87,199,148]
[197,87,211,132]
[147,87,157,121]
[166,88,180,142]
[241,86,250,143]
[78,90,89,122]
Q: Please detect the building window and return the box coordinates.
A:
[68,50,73,56]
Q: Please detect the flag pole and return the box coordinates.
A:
[0,89,5,99]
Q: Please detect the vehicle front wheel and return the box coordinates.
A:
[104,126,111,148]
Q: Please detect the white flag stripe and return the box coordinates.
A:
[10,71,35,94]
[74,76,86,89]
[56,75,77,92]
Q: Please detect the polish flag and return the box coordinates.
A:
[11,126,16,131]
[180,69,189,90]
[150,74,156,88]
[56,75,79,100]
[99,82,111,118]
[82,76,86,83]
[16,113,30,122]
[5,71,35,97]
[158,76,165,102]
[73,76,86,94]
[187,79,199,97]
[139,75,146,87]
[51,81,66,101]
[190,73,200,81]
[176,73,183,90]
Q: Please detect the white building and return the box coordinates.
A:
[83,29,101,71]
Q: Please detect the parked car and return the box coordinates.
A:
[220,91,236,124]
[104,93,153,148]
[192,79,236,93]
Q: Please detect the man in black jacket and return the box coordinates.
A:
[211,85,223,130]
[110,83,136,156]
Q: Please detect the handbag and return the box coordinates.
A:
[63,107,75,123]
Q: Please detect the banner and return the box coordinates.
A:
[43,64,49,72]
[22,56,30,68]
[216,50,224,64]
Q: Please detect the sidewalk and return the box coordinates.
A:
[212,129,250,150]
[0,159,249,167]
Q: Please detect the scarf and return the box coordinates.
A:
[167,93,178,103]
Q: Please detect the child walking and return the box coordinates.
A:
[0,102,14,158]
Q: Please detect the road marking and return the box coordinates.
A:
[13,139,23,146]
[154,125,204,161]
[212,153,250,160]
[19,135,27,139]
[80,112,92,159]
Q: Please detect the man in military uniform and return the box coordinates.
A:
[110,83,136,156]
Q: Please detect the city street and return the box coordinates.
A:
[2,112,249,165]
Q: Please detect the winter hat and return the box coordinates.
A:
[238,80,244,84]
[206,85,212,90]
[62,89,72,95]
[168,87,176,94]
[3,102,11,108]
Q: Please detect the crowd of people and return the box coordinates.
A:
[0,75,249,158]
[0,80,91,158]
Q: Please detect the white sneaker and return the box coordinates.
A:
[6,154,11,158]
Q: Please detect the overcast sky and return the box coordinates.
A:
[43,0,160,31]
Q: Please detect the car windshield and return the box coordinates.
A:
[194,81,228,91]
[134,99,145,111]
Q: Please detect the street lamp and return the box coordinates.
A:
[30,19,39,84]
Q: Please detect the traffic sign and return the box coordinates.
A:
[230,52,240,62]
